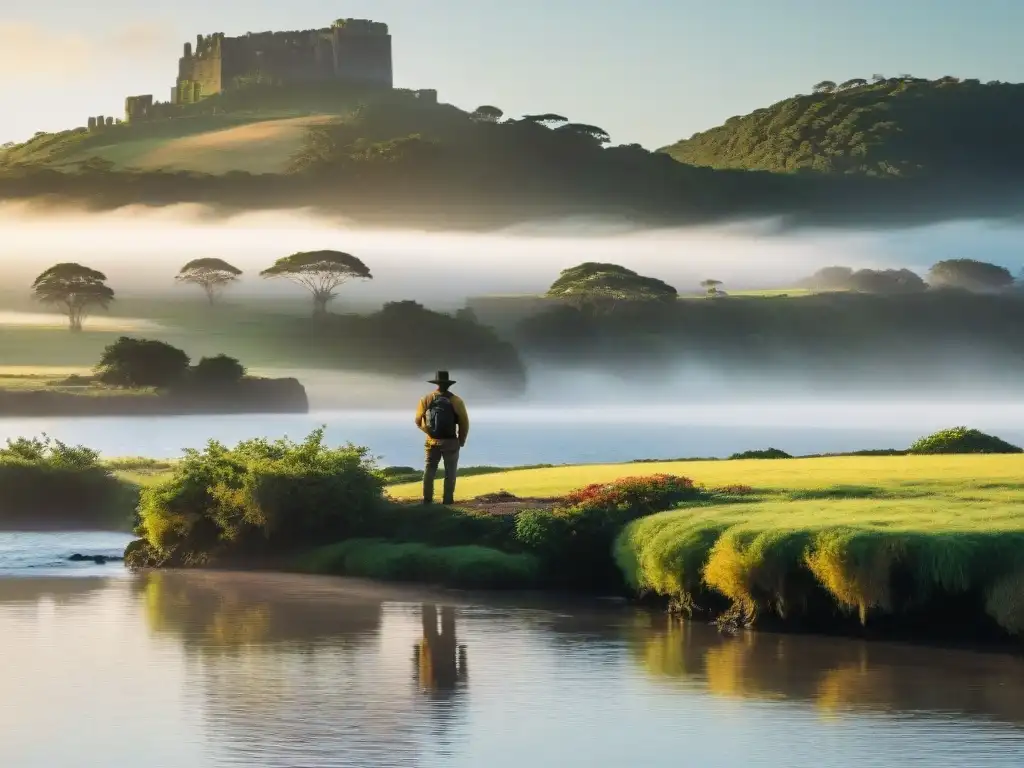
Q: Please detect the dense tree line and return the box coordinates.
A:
[662,77,1024,178]
[800,259,1017,293]
[4,95,1024,230]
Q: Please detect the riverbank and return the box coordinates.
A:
[6,423,1022,645]
[390,454,1024,640]
[0,373,308,416]
[114,425,1024,645]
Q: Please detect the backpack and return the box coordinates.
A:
[424,392,458,439]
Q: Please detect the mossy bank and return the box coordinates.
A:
[117,425,1024,646]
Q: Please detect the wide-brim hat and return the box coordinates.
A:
[428,370,456,385]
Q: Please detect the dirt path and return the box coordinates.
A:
[395,491,561,516]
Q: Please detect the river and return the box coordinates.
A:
[3,399,1024,466]
[1,570,1022,767]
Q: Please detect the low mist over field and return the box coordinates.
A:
[1,202,1022,305]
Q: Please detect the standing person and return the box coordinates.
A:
[415,371,470,505]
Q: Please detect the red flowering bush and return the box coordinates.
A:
[513,474,701,591]
[562,474,699,515]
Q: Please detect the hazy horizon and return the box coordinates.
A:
[1,203,1022,306]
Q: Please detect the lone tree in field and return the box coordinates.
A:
[31,263,114,332]
[547,262,677,314]
[176,258,243,305]
[927,259,1015,292]
[260,250,372,317]
[700,279,723,297]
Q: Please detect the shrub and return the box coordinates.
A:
[0,435,133,529]
[369,502,517,550]
[134,427,386,567]
[563,474,699,514]
[729,448,792,460]
[515,474,702,591]
[908,427,1022,455]
[96,337,190,388]
[294,539,540,589]
[190,354,246,387]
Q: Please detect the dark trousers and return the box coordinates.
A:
[424,439,460,504]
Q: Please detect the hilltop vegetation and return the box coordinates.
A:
[0,83,406,171]
[5,83,1024,230]
[662,75,1024,177]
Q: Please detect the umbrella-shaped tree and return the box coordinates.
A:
[546,262,677,314]
[31,262,115,332]
[175,258,243,305]
[260,250,372,317]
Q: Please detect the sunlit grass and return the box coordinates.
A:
[386,455,1024,499]
[0,310,165,332]
[603,457,1024,633]
[0,372,155,397]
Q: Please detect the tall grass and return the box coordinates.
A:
[616,492,1024,636]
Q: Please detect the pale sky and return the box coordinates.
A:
[3,0,1024,147]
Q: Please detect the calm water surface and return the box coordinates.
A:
[3,400,1024,465]
[1,571,1023,768]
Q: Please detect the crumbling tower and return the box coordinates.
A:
[170,19,392,105]
[330,18,393,88]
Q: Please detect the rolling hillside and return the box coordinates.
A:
[662,76,1024,177]
[0,83,428,173]
[1,112,347,174]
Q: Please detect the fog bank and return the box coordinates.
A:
[1,203,1022,306]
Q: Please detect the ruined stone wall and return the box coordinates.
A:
[171,19,393,99]
[219,31,335,88]
[124,94,154,122]
[331,24,393,88]
[176,34,223,103]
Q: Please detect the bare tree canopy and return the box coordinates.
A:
[260,250,372,317]
[31,262,114,332]
[176,258,243,305]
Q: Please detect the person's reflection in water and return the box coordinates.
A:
[412,604,468,699]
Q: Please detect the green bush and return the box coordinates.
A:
[96,337,190,388]
[134,428,386,567]
[370,502,518,550]
[294,539,540,589]
[908,427,1022,455]
[190,354,246,387]
[0,435,133,529]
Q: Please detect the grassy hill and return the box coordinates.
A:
[1,111,351,173]
[0,83,435,173]
[662,76,1024,177]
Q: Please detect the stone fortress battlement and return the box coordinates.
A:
[121,18,394,124]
